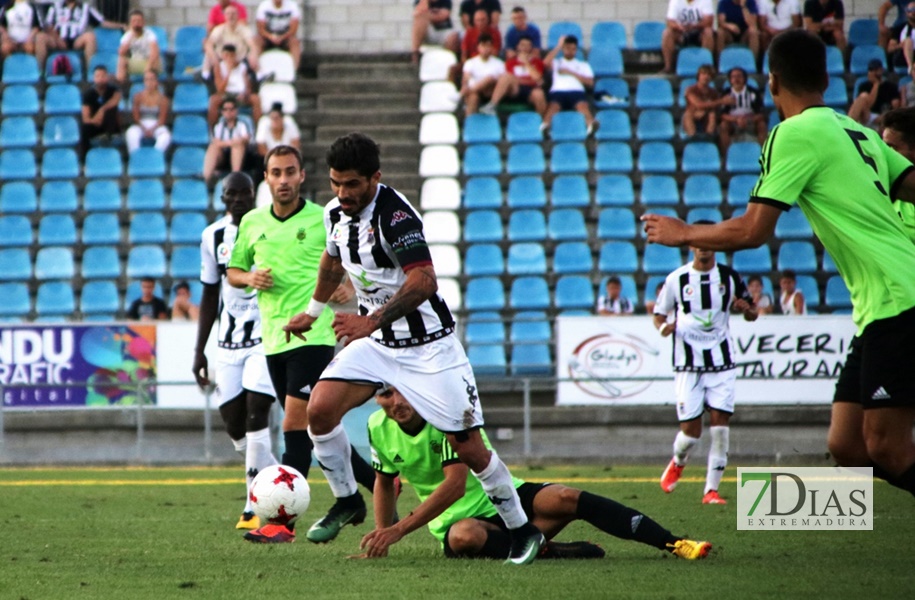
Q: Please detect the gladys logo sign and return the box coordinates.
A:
[567,332,659,399]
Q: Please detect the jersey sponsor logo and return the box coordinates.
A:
[694,311,714,329]
[257,233,267,241]
[390,210,411,226]
[430,440,442,454]
[393,453,404,463]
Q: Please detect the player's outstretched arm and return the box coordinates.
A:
[226,266,273,290]
[641,202,780,251]
[192,283,221,388]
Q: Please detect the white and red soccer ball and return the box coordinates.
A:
[249,465,311,526]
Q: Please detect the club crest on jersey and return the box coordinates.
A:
[683,285,695,298]
[366,226,375,245]
[390,210,411,226]
[296,228,306,241]
[718,284,726,295]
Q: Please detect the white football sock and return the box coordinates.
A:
[673,431,699,466]
[309,424,357,498]
[472,451,528,530]
[232,436,247,455]
[244,428,278,513]
[705,426,729,494]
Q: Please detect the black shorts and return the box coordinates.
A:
[442,482,551,558]
[265,345,335,403]
[263,36,291,52]
[680,29,703,46]
[512,84,535,102]
[818,29,839,47]
[832,306,915,409]
[548,90,587,110]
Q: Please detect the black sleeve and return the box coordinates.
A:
[126,300,140,319]
[379,200,433,269]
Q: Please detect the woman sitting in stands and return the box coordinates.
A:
[125,69,171,152]
[255,102,300,157]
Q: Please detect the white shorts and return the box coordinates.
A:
[674,369,737,421]
[215,346,275,406]
[426,24,456,45]
[319,334,484,433]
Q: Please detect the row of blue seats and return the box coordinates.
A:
[0,245,197,282]
[0,147,204,180]
[0,212,207,248]
[1,83,213,116]
[0,178,213,213]
[0,115,210,148]
[1,49,204,87]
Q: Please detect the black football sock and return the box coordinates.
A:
[350,445,377,493]
[478,529,512,559]
[282,430,313,479]
[576,491,678,550]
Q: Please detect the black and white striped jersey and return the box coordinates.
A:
[46,2,104,41]
[324,184,455,347]
[722,85,762,117]
[200,215,264,350]
[654,262,752,372]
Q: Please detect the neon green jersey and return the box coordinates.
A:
[228,200,336,354]
[893,200,915,243]
[751,107,915,333]
[368,409,523,544]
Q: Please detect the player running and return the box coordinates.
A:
[354,387,712,561]
[193,172,278,530]
[282,133,546,564]
[643,29,915,499]
[653,225,758,505]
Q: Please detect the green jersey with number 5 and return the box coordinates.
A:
[750,106,915,334]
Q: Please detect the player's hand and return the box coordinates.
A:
[247,268,273,290]
[641,213,689,246]
[359,526,403,558]
[732,298,751,313]
[283,312,317,343]
[192,351,209,388]
[329,280,355,305]
[331,313,377,345]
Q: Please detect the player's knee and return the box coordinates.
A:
[305,400,334,435]
[447,521,485,556]
[864,433,902,471]
[556,485,581,512]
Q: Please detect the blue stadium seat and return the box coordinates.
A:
[507,176,546,208]
[463,211,503,243]
[465,277,505,311]
[41,148,80,179]
[553,242,592,274]
[642,245,683,274]
[678,77,696,108]
[83,179,122,212]
[850,45,886,75]
[0,283,30,317]
[683,174,722,206]
[170,246,200,278]
[774,209,814,238]
[505,111,543,143]
[727,174,757,206]
[82,213,121,245]
[172,51,205,82]
[507,243,547,275]
[35,247,75,280]
[0,215,32,246]
[548,209,588,241]
[173,83,210,113]
[633,21,664,51]
[0,248,31,281]
[127,179,166,211]
[171,115,210,146]
[511,343,552,375]
[796,275,820,308]
[636,109,675,141]
[681,141,721,173]
[640,175,679,205]
[80,281,120,316]
[594,109,630,141]
[635,78,674,108]
[825,276,851,309]
[84,147,123,179]
[129,213,168,244]
[597,207,636,239]
[36,282,75,317]
[594,77,630,107]
[510,276,550,310]
[127,246,167,278]
[822,251,838,273]
[463,177,502,209]
[825,45,845,76]
[511,312,550,343]
[45,51,83,83]
[463,114,501,144]
[823,77,849,108]
[598,241,638,272]
[591,21,627,50]
[463,144,502,176]
[2,54,40,84]
[81,246,121,279]
[686,207,722,223]
[171,147,205,177]
[507,143,545,175]
[125,281,163,305]
[551,175,589,207]
[718,46,756,74]
[676,47,714,77]
[0,181,37,213]
[507,209,546,241]
[726,142,761,173]
[777,241,817,273]
[128,148,167,178]
[38,215,77,246]
[174,25,207,53]
[1,85,39,116]
[95,28,122,53]
[732,246,772,273]
[594,141,633,172]
[849,18,879,48]
[589,46,624,77]
[464,312,505,345]
[468,344,507,376]
[171,212,207,244]
[595,174,635,206]
[88,51,118,74]
[768,110,780,130]
[170,179,210,211]
[550,142,588,174]
[43,84,82,115]
[0,116,37,147]
[42,116,80,147]
[547,21,584,49]
[0,149,36,180]
[637,142,676,173]
[551,111,588,141]
[464,244,504,276]
[555,275,595,310]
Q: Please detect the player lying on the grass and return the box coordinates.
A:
[353,387,712,560]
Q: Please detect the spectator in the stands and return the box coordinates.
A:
[682,63,727,137]
[208,0,248,34]
[255,101,300,157]
[661,0,715,74]
[255,0,301,70]
[128,278,169,321]
[719,66,767,151]
[460,32,504,116]
[116,9,160,82]
[746,275,773,315]
[879,0,910,51]
[125,69,171,152]
[459,0,501,30]
[44,0,125,68]
[717,0,760,62]
[203,96,254,184]
[480,34,545,115]
[847,59,901,128]
[411,0,459,64]
[205,4,258,73]
[777,270,806,315]
[888,1,915,75]
[80,64,121,156]
[645,281,666,316]
[0,0,45,66]
[802,0,846,52]
[541,34,599,137]
[758,0,801,51]
[503,5,541,59]
[596,277,634,316]
[461,7,501,61]
[206,43,260,127]
[170,281,200,321]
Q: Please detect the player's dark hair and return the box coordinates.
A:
[326,133,381,179]
[728,67,747,81]
[607,276,621,286]
[220,95,238,110]
[517,34,533,44]
[140,276,155,284]
[512,6,525,13]
[747,275,763,285]
[478,32,494,45]
[780,269,797,281]
[564,34,579,46]
[768,29,828,94]
[697,64,715,78]
[265,144,304,171]
[882,107,915,148]
[129,8,144,18]
[173,281,190,293]
[221,171,254,194]
[93,64,107,73]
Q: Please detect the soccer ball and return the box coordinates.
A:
[249,465,311,526]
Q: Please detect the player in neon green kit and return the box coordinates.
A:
[354,387,712,561]
[642,29,915,498]
[227,145,376,543]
